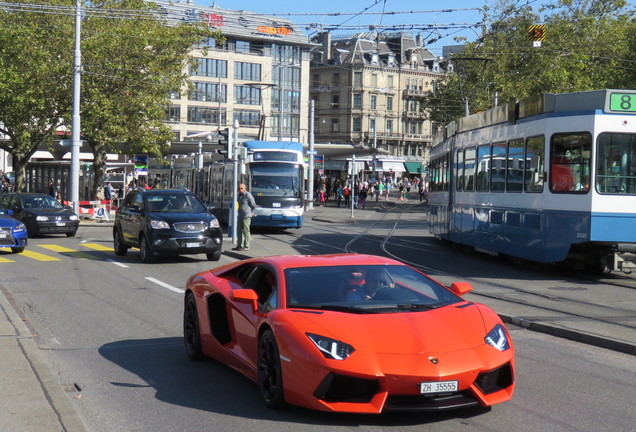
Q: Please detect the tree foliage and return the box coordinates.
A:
[425,0,636,128]
[0,0,219,194]
[0,0,74,191]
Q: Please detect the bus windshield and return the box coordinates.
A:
[250,163,302,198]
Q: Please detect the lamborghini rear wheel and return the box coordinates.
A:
[184,293,203,360]
[258,329,285,409]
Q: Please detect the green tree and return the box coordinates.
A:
[78,0,219,197]
[0,0,74,192]
[425,0,634,126]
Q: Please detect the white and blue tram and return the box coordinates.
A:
[427,89,636,271]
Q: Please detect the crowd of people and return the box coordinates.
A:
[316,175,428,209]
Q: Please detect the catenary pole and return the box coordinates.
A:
[70,0,82,213]
[307,99,314,210]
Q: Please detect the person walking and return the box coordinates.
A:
[47,179,58,199]
[235,183,256,251]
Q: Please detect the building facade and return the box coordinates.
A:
[310,32,444,163]
[148,0,314,145]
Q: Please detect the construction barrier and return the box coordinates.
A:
[66,200,117,221]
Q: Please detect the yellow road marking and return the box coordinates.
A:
[0,256,15,263]
[39,245,77,253]
[19,250,61,261]
[81,243,114,252]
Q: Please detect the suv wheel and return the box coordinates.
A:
[139,234,154,263]
[206,250,222,261]
[113,228,128,256]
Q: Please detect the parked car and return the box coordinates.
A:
[113,188,223,263]
[0,193,79,237]
[0,207,28,253]
[183,254,515,413]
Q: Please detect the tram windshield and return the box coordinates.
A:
[250,163,303,198]
[597,132,636,195]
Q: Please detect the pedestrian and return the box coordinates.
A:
[358,187,367,209]
[419,183,428,202]
[104,182,115,202]
[336,184,344,208]
[343,185,350,207]
[234,183,256,251]
[47,179,57,199]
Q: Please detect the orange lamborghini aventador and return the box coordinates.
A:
[183,254,515,413]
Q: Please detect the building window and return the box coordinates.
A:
[234,110,261,126]
[272,66,301,89]
[387,96,393,111]
[370,118,376,133]
[169,90,181,100]
[191,58,227,78]
[166,106,180,122]
[332,94,339,109]
[187,107,226,124]
[387,75,394,88]
[235,40,250,53]
[371,73,378,88]
[370,95,377,110]
[234,85,261,105]
[189,82,227,103]
[272,44,301,65]
[354,71,363,87]
[333,73,340,85]
[353,117,361,132]
[312,74,319,87]
[332,119,339,132]
[234,62,261,81]
[386,119,393,134]
[353,93,362,109]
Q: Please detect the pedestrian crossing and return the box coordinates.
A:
[0,242,116,263]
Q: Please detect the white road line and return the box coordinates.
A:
[107,259,129,268]
[145,277,184,294]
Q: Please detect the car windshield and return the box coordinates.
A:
[284,265,461,312]
[21,195,63,209]
[144,193,206,213]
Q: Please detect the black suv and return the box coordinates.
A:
[113,189,223,263]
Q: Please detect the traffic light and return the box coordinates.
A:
[218,128,229,146]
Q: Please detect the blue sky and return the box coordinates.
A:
[194,0,487,56]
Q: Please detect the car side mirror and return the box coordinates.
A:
[5,209,13,215]
[229,289,259,311]
[449,282,473,296]
[206,205,215,213]
[129,205,141,213]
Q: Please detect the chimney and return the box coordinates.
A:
[322,31,332,64]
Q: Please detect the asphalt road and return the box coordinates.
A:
[0,204,635,432]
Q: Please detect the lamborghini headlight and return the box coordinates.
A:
[485,324,510,351]
[306,333,355,360]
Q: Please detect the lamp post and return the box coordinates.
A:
[245,82,275,141]
[184,131,213,170]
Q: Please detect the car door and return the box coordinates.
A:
[118,192,143,245]
[229,265,277,368]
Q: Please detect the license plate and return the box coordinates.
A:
[186,242,200,248]
[420,380,458,394]
[56,222,66,226]
[0,233,6,238]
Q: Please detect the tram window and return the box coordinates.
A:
[443,153,450,191]
[506,139,524,192]
[525,135,545,193]
[596,132,636,195]
[550,133,590,193]
[475,145,490,192]
[456,149,464,191]
[490,142,506,192]
[464,147,476,191]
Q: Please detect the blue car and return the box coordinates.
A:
[0,207,27,253]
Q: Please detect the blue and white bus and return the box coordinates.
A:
[427,89,636,272]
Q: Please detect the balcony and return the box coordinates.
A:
[403,88,427,97]
[402,111,426,119]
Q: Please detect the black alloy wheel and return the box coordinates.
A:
[258,329,285,409]
[139,234,154,263]
[113,228,128,256]
[183,293,203,360]
[66,230,77,238]
[11,246,25,254]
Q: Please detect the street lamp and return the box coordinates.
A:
[185,130,213,170]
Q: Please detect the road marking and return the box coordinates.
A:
[145,277,184,294]
[39,245,76,253]
[0,256,15,263]
[107,259,129,268]
[81,243,114,251]
[19,250,62,261]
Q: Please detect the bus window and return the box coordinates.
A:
[550,133,590,193]
[596,132,636,195]
[507,139,524,192]
[456,149,464,191]
[490,142,506,192]
[525,135,545,193]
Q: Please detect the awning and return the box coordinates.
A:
[324,160,347,170]
[404,161,423,174]
[378,161,406,173]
